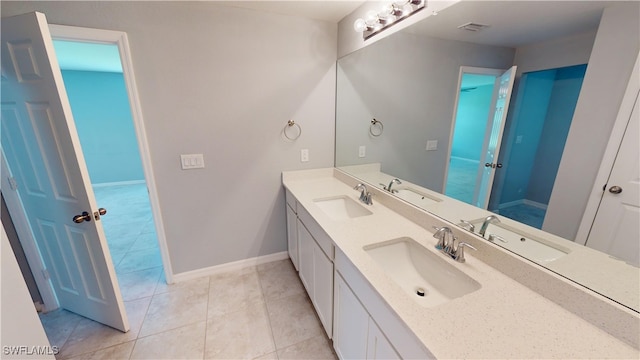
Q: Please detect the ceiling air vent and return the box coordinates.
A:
[457,22,490,32]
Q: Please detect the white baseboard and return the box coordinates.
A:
[523,199,548,210]
[92,180,146,188]
[499,199,548,210]
[171,251,289,283]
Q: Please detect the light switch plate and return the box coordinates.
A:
[426,140,438,151]
[301,149,309,162]
[180,154,205,169]
[358,146,366,158]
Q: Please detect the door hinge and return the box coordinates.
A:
[41,269,50,280]
[8,176,18,191]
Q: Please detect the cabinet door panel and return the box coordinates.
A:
[314,245,333,338]
[333,273,368,359]
[297,220,314,295]
[286,205,299,271]
[367,318,400,360]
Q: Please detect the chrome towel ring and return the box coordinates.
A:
[284,119,302,140]
[370,118,384,137]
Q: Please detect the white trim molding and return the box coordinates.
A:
[172,252,290,283]
[49,24,175,283]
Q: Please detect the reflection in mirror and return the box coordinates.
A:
[335,1,639,312]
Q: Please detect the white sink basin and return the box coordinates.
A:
[394,187,442,206]
[364,237,481,307]
[314,196,372,221]
[469,218,570,263]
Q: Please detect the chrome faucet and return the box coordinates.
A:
[433,226,476,263]
[354,183,373,205]
[479,215,500,237]
[384,178,401,193]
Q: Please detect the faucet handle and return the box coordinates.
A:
[459,219,475,233]
[488,233,507,243]
[453,242,476,263]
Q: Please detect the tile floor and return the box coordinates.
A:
[445,157,478,204]
[497,203,546,229]
[39,183,336,359]
[40,260,336,359]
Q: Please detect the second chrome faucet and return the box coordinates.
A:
[433,226,476,263]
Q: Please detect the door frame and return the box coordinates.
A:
[575,51,640,245]
[48,24,174,284]
[442,66,505,195]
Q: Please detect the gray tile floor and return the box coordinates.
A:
[38,184,336,359]
[497,203,546,229]
[445,157,478,204]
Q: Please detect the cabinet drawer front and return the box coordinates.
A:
[285,188,297,213]
[297,205,334,261]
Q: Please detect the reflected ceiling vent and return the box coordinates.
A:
[457,22,490,32]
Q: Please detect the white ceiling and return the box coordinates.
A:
[220,0,365,23]
[53,40,123,73]
[53,1,622,73]
[406,1,619,48]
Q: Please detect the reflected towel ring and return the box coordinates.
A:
[369,118,384,137]
[284,120,302,140]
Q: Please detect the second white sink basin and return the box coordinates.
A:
[469,218,570,263]
[314,196,372,221]
[394,187,442,206]
[364,237,481,307]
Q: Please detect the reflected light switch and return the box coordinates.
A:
[181,154,205,169]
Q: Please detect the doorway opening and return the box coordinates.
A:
[445,73,498,204]
[444,66,516,209]
[52,40,165,291]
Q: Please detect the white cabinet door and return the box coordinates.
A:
[286,204,299,271]
[367,318,400,360]
[297,219,314,294]
[333,273,369,359]
[314,244,333,338]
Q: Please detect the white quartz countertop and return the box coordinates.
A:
[283,169,639,359]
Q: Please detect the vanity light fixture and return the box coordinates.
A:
[353,0,426,40]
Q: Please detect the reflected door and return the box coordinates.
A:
[1,12,129,331]
[585,91,640,267]
[473,66,517,208]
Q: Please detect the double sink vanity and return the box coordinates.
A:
[282,168,639,359]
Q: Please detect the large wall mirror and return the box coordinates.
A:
[336,1,639,312]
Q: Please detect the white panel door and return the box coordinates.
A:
[1,12,128,331]
[586,92,640,266]
[474,66,517,208]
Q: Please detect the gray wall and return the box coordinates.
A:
[544,2,640,239]
[1,1,337,274]
[336,31,515,191]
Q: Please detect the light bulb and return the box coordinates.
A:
[353,18,368,32]
[402,3,413,16]
[365,10,379,26]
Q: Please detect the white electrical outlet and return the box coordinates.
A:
[358,145,366,158]
[301,149,309,162]
[426,140,438,151]
[180,154,205,169]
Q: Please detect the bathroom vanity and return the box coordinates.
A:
[283,168,639,359]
